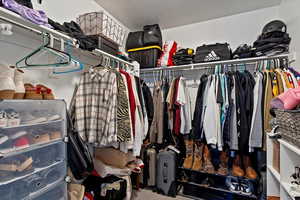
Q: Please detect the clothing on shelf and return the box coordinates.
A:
[70,66,151,156]
[1,0,53,28]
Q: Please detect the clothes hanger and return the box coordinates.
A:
[52,40,84,74]
[16,33,71,69]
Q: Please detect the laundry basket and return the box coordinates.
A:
[274,109,300,148]
[77,12,127,46]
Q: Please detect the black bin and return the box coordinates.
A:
[128,46,162,69]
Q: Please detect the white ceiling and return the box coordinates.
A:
[95,0,282,30]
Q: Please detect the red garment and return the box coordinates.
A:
[173,78,181,135]
[120,70,136,136]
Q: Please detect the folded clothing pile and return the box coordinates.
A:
[48,19,98,51]
[1,0,52,28]
[253,20,291,57]
[172,48,194,66]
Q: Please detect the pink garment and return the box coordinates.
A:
[271,87,300,110]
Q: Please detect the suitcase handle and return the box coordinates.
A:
[163,163,168,183]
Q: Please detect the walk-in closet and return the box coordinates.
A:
[0,0,299,199]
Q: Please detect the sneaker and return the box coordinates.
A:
[10,131,27,140]
[6,109,20,127]
[0,110,7,128]
[20,112,47,125]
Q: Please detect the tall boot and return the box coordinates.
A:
[183,140,194,169]
[243,155,258,179]
[192,142,204,171]
[202,145,214,174]
[232,155,245,177]
[217,151,229,175]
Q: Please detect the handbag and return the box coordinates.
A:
[126,31,144,51]
[143,24,162,48]
[194,43,232,63]
[67,111,94,180]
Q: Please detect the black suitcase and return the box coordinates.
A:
[194,43,232,63]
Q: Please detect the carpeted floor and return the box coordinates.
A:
[133,189,194,200]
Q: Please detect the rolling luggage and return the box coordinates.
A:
[147,147,157,186]
[156,149,178,197]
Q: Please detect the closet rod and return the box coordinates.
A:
[140,54,290,72]
[0,9,135,68]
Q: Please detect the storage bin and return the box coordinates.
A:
[128,46,162,68]
[274,109,300,148]
[272,140,280,173]
[0,161,66,200]
[89,34,119,56]
[77,12,127,46]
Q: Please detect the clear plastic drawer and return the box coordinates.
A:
[0,161,66,200]
[33,182,67,200]
[0,100,66,155]
[0,142,65,184]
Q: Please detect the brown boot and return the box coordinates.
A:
[232,155,245,177]
[202,145,214,174]
[192,143,204,171]
[243,155,258,179]
[217,151,228,175]
[183,140,194,169]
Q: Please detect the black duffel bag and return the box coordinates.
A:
[143,24,162,47]
[194,43,232,63]
[126,31,144,51]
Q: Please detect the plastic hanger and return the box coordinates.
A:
[16,33,71,69]
[52,40,84,74]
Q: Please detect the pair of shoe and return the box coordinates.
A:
[0,109,20,128]
[226,176,254,195]
[0,64,25,99]
[24,84,55,100]
[232,155,258,179]
[183,140,205,171]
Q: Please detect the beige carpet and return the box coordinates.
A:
[133,189,193,200]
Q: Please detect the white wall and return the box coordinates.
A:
[162,6,280,51]
[278,0,300,67]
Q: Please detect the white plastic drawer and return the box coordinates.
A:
[0,142,65,184]
[0,161,66,200]
[33,182,67,200]
[0,119,64,155]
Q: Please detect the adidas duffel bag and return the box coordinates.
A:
[194,43,232,63]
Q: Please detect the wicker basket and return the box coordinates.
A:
[275,109,300,148]
[77,12,127,46]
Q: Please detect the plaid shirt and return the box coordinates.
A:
[70,67,118,145]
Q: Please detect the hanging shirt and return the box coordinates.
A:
[177,77,192,135]
[71,67,118,145]
[249,72,264,151]
[120,70,136,136]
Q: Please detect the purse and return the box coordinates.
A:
[143,24,162,48]
[194,43,232,63]
[67,111,94,180]
[126,31,144,51]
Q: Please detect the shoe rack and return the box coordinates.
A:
[267,133,300,200]
[0,100,68,200]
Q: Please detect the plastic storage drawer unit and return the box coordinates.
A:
[128,46,162,69]
[0,161,66,200]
